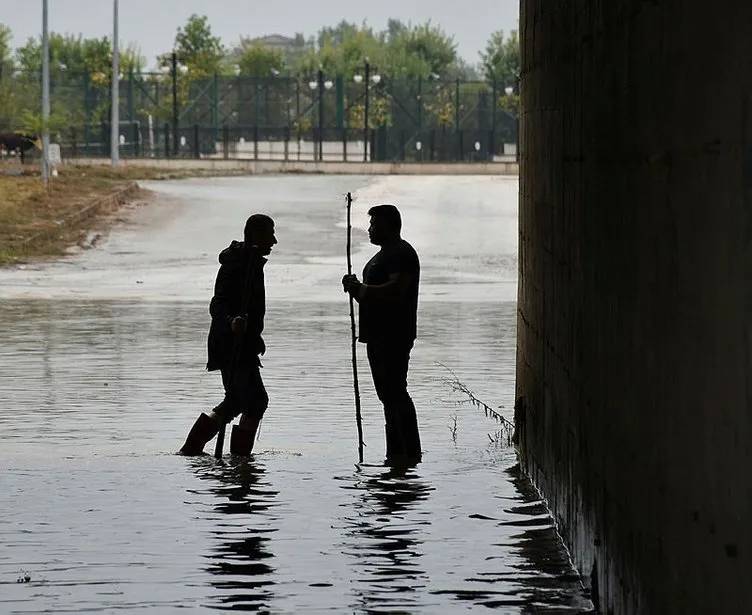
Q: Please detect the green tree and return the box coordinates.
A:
[0,23,11,66]
[445,57,480,81]
[480,29,519,87]
[385,21,457,80]
[237,43,285,77]
[172,14,224,77]
[11,33,144,129]
[15,33,143,82]
[297,20,383,78]
[0,23,17,128]
[296,19,458,81]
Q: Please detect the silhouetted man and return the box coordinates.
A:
[342,204,421,463]
[180,214,277,456]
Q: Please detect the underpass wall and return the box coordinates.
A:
[516,2,752,612]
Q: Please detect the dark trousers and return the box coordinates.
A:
[212,359,268,422]
[366,340,421,460]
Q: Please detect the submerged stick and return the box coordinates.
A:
[214,423,226,458]
[346,192,365,463]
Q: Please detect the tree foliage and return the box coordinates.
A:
[480,29,519,87]
[385,20,456,79]
[15,33,143,82]
[237,43,285,77]
[171,14,224,77]
[0,23,12,67]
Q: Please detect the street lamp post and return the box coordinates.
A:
[171,52,178,156]
[308,70,333,161]
[363,62,370,162]
[504,84,518,162]
[111,0,119,166]
[491,80,497,160]
[353,63,379,162]
[41,0,50,184]
[318,69,324,161]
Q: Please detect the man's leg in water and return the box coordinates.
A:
[367,341,421,462]
[226,362,268,455]
[179,361,266,455]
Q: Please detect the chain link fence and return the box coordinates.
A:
[0,69,518,163]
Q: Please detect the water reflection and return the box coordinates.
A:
[190,457,279,612]
[338,464,434,612]
[438,462,591,612]
[503,463,593,613]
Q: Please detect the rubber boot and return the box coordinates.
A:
[230,419,260,456]
[179,412,220,455]
[400,401,422,461]
[384,405,405,462]
[384,402,421,466]
[384,423,403,460]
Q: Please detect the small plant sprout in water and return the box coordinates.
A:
[437,362,515,447]
[448,414,459,443]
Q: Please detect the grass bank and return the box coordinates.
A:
[0,164,243,266]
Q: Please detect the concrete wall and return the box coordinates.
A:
[516,2,751,613]
[66,158,518,176]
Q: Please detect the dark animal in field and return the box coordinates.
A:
[0,133,41,163]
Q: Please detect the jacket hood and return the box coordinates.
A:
[218,240,247,265]
[218,240,268,266]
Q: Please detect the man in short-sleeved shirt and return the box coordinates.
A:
[342,204,421,463]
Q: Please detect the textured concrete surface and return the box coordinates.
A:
[516,2,752,613]
[65,158,519,176]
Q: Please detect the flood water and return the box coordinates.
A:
[0,175,592,613]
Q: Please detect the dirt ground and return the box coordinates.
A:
[0,163,245,265]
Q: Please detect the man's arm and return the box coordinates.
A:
[209,262,235,324]
[210,262,248,335]
[343,272,414,303]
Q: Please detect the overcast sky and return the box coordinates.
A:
[1,0,519,68]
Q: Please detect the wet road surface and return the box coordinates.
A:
[1,175,591,613]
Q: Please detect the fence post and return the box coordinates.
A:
[212,72,219,141]
[284,126,290,161]
[101,121,108,157]
[253,125,259,160]
[128,69,134,124]
[71,128,78,158]
[193,124,200,159]
[83,70,90,150]
[171,51,179,155]
[164,122,170,158]
[458,129,464,162]
[342,127,347,162]
[429,129,435,162]
[455,78,460,131]
[222,124,229,159]
[133,123,140,157]
[400,130,406,162]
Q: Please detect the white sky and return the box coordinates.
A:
[1,0,520,68]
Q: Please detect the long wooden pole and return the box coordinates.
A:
[346,192,364,463]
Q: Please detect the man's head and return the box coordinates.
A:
[244,214,277,256]
[367,204,402,245]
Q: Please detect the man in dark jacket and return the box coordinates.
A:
[342,204,421,463]
[179,214,277,456]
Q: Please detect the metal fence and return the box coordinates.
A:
[0,68,518,163]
